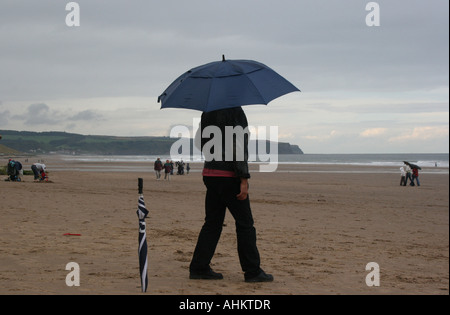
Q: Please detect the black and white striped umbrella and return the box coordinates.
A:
[136,178,149,293]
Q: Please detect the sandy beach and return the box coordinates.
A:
[0,156,448,295]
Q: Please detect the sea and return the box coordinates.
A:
[56,153,449,174]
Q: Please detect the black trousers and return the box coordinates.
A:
[189,176,262,277]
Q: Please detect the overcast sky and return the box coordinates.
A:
[0,0,448,153]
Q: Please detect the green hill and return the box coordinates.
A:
[0,130,175,155]
[0,143,20,155]
[0,130,303,155]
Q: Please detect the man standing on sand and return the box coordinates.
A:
[404,163,412,186]
[189,107,273,283]
[163,159,172,181]
[400,166,406,186]
[411,167,421,186]
[154,158,162,180]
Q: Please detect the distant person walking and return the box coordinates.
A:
[154,158,163,180]
[411,167,420,186]
[404,163,412,186]
[400,166,406,186]
[163,160,172,180]
[169,160,174,175]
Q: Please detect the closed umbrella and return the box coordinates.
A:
[136,178,149,293]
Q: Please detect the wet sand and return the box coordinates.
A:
[0,156,448,295]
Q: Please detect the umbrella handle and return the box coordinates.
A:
[138,178,143,194]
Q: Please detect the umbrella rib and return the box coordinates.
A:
[204,77,215,112]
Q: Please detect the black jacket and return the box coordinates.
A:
[199,107,250,178]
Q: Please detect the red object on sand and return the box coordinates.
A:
[63,233,81,236]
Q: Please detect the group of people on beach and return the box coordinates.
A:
[400,162,420,186]
[4,158,48,182]
[153,158,190,180]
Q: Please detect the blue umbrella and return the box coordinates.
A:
[158,55,300,112]
[136,178,149,293]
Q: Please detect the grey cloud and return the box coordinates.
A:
[11,103,61,126]
[0,1,447,153]
[303,102,449,114]
[0,100,9,126]
[0,0,448,101]
[11,103,103,126]
[68,110,103,121]
[0,110,11,126]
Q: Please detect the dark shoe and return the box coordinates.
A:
[190,269,223,280]
[245,270,274,283]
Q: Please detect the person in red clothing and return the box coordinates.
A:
[189,107,273,283]
[411,167,420,186]
[40,170,48,182]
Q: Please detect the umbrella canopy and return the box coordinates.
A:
[158,55,300,112]
[136,178,149,293]
[403,161,422,170]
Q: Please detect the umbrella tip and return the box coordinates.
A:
[222,54,225,62]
